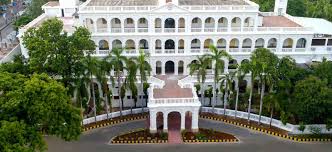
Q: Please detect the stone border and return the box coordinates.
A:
[110,128,168,144]
[184,139,239,143]
[83,114,148,132]
[200,115,332,142]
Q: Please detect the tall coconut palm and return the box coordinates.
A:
[234,65,246,118]
[126,59,138,112]
[264,93,280,127]
[240,60,256,122]
[96,59,113,120]
[251,48,279,124]
[106,48,128,116]
[188,55,211,103]
[83,55,99,122]
[207,45,231,111]
[219,71,235,115]
[134,50,151,112]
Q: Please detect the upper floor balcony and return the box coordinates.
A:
[84,16,312,35]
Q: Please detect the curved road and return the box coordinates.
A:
[46,119,332,152]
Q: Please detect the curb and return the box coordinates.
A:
[83,115,148,132]
[200,115,332,143]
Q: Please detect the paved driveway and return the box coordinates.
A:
[46,119,332,152]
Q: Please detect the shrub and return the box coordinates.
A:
[298,122,306,133]
[309,126,322,135]
[195,133,207,140]
[326,119,332,131]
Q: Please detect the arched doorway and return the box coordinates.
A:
[168,112,181,131]
[185,111,192,130]
[165,61,175,74]
[156,112,164,131]
[178,61,184,75]
[156,61,162,75]
[165,18,175,28]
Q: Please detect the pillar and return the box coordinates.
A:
[175,61,179,75]
[192,110,199,132]
[93,19,97,33]
[227,18,231,32]
[163,113,168,132]
[181,112,185,131]
[150,111,157,133]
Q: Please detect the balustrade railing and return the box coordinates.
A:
[241,48,251,52]
[178,49,184,53]
[282,48,293,52]
[204,28,215,32]
[191,28,202,32]
[164,49,175,54]
[138,28,148,33]
[164,28,175,33]
[229,48,239,52]
[124,28,135,33]
[295,48,305,52]
[191,49,201,53]
[217,27,227,32]
[111,28,121,33]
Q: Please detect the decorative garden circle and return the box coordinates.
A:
[110,129,168,144]
[182,128,239,143]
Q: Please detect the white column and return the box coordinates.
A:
[187,17,191,33]
[181,112,185,131]
[162,63,165,75]
[224,58,229,73]
[227,19,231,32]
[150,111,157,133]
[163,113,168,132]
[135,19,138,33]
[175,18,178,33]
[93,19,97,33]
[240,18,244,32]
[175,61,179,75]
[121,18,125,33]
[192,110,199,132]
[107,20,111,33]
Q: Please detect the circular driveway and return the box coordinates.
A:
[46,119,332,152]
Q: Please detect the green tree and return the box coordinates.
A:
[106,48,128,116]
[293,76,332,124]
[188,56,211,103]
[207,45,231,110]
[264,93,281,127]
[250,48,279,124]
[219,72,235,115]
[134,50,151,111]
[234,65,246,118]
[125,59,138,111]
[0,72,82,151]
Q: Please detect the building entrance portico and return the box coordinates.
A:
[148,75,201,133]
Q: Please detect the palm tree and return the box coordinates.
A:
[240,60,256,122]
[188,56,211,103]
[126,59,138,112]
[234,66,246,118]
[219,72,235,115]
[83,55,99,122]
[73,74,90,125]
[106,48,128,116]
[96,59,112,120]
[207,45,231,111]
[134,50,151,112]
[264,93,280,127]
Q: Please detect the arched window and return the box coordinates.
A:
[191,39,201,49]
[138,18,148,28]
[268,38,277,48]
[242,38,252,48]
[139,39,149,49]
[255,38,265,48]
[283,38,293,48]
[125,40,135,49]
[217,39,226,48]
[165,18,175,28]
[296,38,307,48]
[165,39,175,49]
[98,40,109,50]
[204,39,214,49]
[204,17,215,28]
[112,40,122,49]
[192,17,202,28]
[155,40,162,49]
[230,39,239,48]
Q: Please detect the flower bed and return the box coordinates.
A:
[111,129,168,144]
[83,113,148,132]
[182,128,238,143]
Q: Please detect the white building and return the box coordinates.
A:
[18,0,332,133]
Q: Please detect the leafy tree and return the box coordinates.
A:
[0,72,82,151]
[134,50,151,111]
[264,93,280,127]
[14,15,34,30]
[0,55,30,75]
[293,76,332,124]
[22,18,95,88]
[143,82,150,107]
[204,86,213,106]
[207,45,231,110]
[312,58,332,87]
[188,56,211,102]
[0,0,10,5]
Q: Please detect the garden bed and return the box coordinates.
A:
[182,128,238,143]
[201,112,288,135]
[111,129,168,144]
[83,113,148,131]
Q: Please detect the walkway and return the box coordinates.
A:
[45,119,332,152]
[167,112,182,144]
[153,75,193,99]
